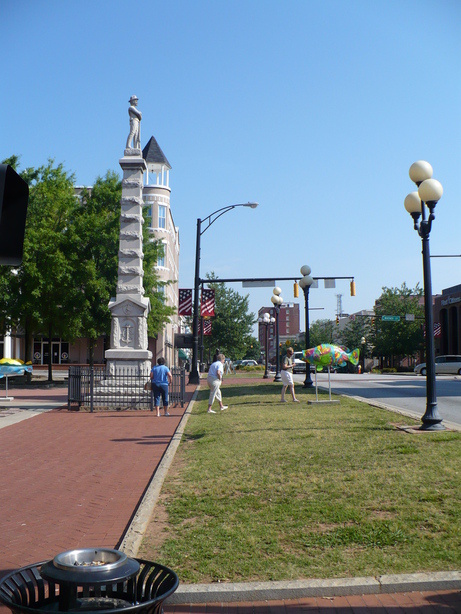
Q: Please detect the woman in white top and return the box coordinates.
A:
[281,347,300,403]
[207,353,229,413]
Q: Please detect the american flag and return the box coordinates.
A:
[434,322,441,338]
[201,289,215,317]
[199,318,212,336]
[178,289,192,316]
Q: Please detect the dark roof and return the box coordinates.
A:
[142,136,171,169]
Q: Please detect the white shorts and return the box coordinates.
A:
[281,370,293,385]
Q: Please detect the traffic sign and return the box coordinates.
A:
[382,315,401,322]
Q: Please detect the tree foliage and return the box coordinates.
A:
[371,283,424,365]
[340,316,373,352]
[0,157,176,375]
[309,319,338,347]
[0,158,78,380]
[201,274,256,360]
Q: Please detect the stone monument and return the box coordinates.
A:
[105,96,152,375]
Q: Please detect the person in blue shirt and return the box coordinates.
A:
[150,357,173,417]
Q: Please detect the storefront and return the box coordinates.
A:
[434,284,461,355]
[33,338,70,365]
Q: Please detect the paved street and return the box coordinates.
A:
[294,372,461,428]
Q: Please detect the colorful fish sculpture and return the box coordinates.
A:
[302,344,360,372]
[0,358,33,378]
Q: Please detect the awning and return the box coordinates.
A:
[178,349,189,360]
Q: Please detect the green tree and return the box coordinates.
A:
[340,316,373,351]
[309,319,338,347]
[0,158,78,381]
[243,335,261,361]
[371,283,424,368]
[201,275,256,360]
[65,172,121,366]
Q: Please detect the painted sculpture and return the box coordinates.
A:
[0,358,33,378]
[302,344,360,372]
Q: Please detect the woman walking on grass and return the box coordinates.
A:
[281,347,300,403]
[207,353,228,414]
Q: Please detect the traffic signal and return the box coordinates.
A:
[350,280,356,296]
[0,165,29,265]
[293,282,299,298]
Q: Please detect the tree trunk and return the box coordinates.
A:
[89,339,95,368]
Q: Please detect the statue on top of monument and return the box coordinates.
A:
[126,95,142,150]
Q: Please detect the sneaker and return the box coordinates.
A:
[293,399,300,403]
[220,405,228,411]
[207,409,216,414]
[164,412,170,416]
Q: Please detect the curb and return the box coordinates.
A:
[169,572,461,603]
[340,393,461,432]
[119,387,200,556]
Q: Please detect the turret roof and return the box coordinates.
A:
[142,136,172,170]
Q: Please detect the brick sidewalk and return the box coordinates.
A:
[0,384,195,577]
[0,379,459,613]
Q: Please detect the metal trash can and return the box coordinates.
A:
[0,548,178,614]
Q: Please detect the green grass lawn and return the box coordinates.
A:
[138,381,460,583]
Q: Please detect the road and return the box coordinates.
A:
[293,371,461,429]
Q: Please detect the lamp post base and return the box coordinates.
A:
[419,422,445,431]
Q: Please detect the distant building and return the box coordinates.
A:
[258,303,300,361]
[142,136,180,367]
[434,284,461,355]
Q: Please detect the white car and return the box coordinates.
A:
[414,355,461,376]
[241,359,258,367]
[292,352,315,374]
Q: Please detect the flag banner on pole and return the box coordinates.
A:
[434,322,441,338]
[203,319,212,336]
[178,289,192,316]
[198,318,212,336]
[201,289,215,317]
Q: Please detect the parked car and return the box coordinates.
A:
[292,352,315,374]
[414,355,461,376]
[241,359,258,367]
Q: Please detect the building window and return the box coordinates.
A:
[159,205,166,229]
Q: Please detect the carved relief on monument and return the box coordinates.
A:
[119,318,136,347]
[137,317,148,349]
[122,178,143,188]
[111,317,120,348]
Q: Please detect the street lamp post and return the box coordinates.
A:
[189,202,258,384]
[271,287,283,382]
[404,160,444,431]
[361,336,366,374]
[259,312,275,379]
[298,265,314,388]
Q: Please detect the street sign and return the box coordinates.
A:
[382,315,401,322]
[405,314,415,321]
[242,280,275,287]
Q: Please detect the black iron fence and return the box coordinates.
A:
[68,366,186,412]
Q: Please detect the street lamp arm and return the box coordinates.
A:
[200,203,258,236]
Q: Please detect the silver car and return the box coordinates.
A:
[414,355,461,376]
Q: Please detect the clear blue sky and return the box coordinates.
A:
[2,0,460,330]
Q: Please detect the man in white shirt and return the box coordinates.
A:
[207,353,229,414]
